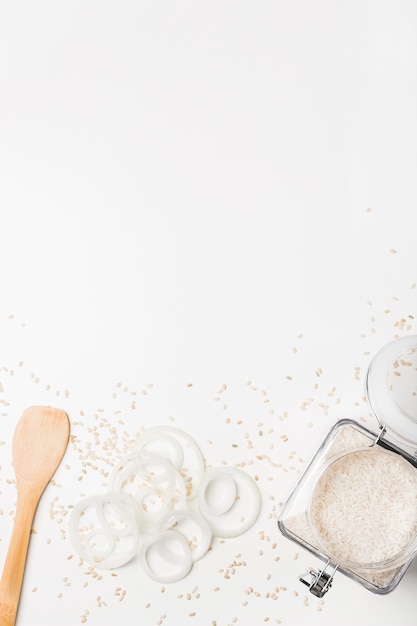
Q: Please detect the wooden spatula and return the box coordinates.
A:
[0,406,70,626]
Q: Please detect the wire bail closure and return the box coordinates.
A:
[299,559,338,597]
[372,425,386,446]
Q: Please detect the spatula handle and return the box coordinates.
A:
[0,603,16,626]
[0,492,37,626]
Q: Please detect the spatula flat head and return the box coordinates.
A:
[12,406,70,487]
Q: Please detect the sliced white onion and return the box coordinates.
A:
[140,529,193,583]
[69,427,262,582]
[159,508,212,562]
[135,426,205,500]
[198,469,237,516]
[134,430,185,471]
[198,467,261,538]
[69,493,140,569]
[109,450,176,491]
[108,450,187,529]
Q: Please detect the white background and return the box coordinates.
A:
[0,1,416,624]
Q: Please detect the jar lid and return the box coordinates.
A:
[365,335,417,448]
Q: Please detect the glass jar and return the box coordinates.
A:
[278,335,417,596]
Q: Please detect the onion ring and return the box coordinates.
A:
[198,469,237,517]
[69,493,140,569]
[109,450,176,490]
[69,427,261,582]
[159,508,212,562]
[134,430,185,471]
[135,426,205,499]
[108,450,186,528]
[198,467,261,538]
[140,529,193,583]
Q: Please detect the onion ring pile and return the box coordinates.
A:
[69,426,261,582]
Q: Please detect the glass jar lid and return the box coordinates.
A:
[365,335,417,448]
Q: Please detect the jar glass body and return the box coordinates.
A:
[278,419,417,594]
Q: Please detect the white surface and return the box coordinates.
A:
[0,1,416,624]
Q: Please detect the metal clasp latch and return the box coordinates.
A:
[299,559,338,597]
[372,425,386,446]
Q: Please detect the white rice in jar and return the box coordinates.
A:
[310,446,417,568]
